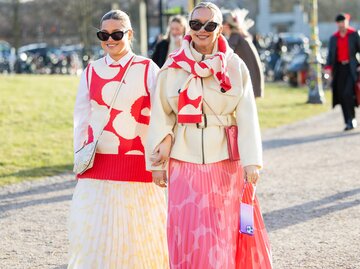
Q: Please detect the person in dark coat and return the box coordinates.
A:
[151,15,187,68]
[325,13,360,131]
[222,9,264,98]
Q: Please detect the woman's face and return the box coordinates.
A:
[169,21,184,38]
[100,19,132,61]
[189,8,222,54]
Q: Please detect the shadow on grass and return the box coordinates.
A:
[0,164,73,183]
[276,102,316,108]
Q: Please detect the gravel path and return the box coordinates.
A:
[1,107,359,269]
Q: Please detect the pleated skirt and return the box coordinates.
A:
[167,159,272,269]
[67,179,169,269]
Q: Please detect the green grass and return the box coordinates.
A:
[0,76,331,186]
[0,75,79,185]
[257,83,332,129]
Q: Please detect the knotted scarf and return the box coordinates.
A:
[163,34,233,124]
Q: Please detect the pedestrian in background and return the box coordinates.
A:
[222,9,264,98]
[68,9,168,268]
[147,2,272,268]
[325,13,360,131]
[151,15,187,67]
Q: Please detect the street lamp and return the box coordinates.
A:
[307,0,325,104]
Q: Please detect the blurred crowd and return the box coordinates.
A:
[0,8,330,89]
[254,32,330,88]
[146,9,330,89]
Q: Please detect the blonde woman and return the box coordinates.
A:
[147,2,272,269]
[152,15,187,67]
[68,10,168,269]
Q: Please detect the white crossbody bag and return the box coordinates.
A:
[73,56,135,175]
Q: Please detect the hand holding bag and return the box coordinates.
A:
[73,56,135,175]
[239,183,256,236]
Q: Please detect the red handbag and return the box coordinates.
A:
[225,125,240,161]
[355,73,360,106]
[203,99,240,162]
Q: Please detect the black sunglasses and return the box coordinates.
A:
[96,30,129,41]
[189,20,218,32]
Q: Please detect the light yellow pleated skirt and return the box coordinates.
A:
[67,179,169,269]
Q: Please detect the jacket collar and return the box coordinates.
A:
[334,27,356,37]
[105,51,134,67]
[189,41,219,62]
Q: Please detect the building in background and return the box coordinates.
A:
[256,0,310,36]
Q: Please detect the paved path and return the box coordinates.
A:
[1,107,359,269]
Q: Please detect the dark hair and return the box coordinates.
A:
[335,13,350,22]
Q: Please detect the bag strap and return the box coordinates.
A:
[202,98,227,126]
[108,56,135,113]
[96,55,136,139]
[240,182,256,204]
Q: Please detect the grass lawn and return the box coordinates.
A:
[0,76,332,185]
[0,75,79,185]
[257,82,332,129]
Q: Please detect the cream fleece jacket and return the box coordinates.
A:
[146,44,263,171]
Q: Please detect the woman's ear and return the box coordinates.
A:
[128,29,134,41]
[217,25,223,38]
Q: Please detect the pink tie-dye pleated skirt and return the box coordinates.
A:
[167,159,272,269]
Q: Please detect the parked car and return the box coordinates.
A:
[261,33,309,82]
[15,43,50,74]
[286,46,330,88]
[286,49,309,87]
[59,44,84,75]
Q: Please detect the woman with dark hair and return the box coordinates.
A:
[68,10,168,268]
[151,15,187,67]
[222,9,264,98]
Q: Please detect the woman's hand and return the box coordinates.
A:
[244,165,260,185]
[152,170,167,188]
[150,134,172,168]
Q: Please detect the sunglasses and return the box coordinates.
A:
[189,20,218,32]
[96,30,129,41]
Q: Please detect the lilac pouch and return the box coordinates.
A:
[240,202,254,236]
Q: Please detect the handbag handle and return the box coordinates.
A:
[96,55,135,139]
[240,182,256,204]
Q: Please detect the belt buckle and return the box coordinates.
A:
[196,114,207,129]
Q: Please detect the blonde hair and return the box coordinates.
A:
[100,10,132,30]
[165,15,187,40]
[189,2,223,24]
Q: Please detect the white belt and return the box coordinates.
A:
[181,114,237,129]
